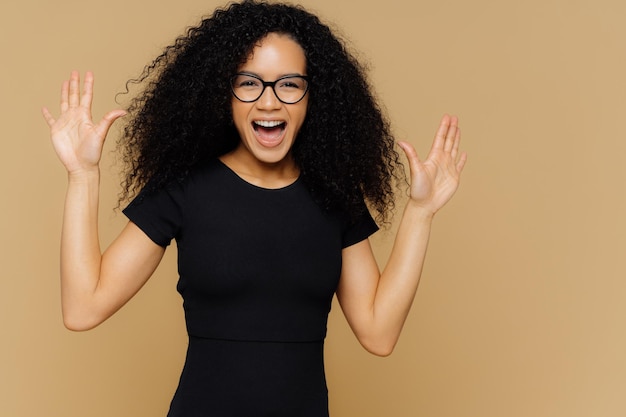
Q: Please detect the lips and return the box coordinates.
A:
[252,120,286,147]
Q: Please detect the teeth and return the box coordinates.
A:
[254,120,284,128]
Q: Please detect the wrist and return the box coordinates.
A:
[404,200,436,222]
[67,167,100,184]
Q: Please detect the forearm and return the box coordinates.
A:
[340,201,435,356]
[371,202,434,344]
[340,115,465,355]
[59,169,103,328]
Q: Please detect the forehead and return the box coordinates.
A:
[238,33,307,76]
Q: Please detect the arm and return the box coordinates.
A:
[43,71,165,331]
[336,115,467,356]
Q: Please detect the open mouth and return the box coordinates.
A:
[253,120,286,146]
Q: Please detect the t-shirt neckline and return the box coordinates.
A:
[216,159,301,191]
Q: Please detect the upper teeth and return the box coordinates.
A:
[254,120,284,128]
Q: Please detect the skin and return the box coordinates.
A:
[42,34,467,356]
[222,33,308,188]
[337,117,466,355]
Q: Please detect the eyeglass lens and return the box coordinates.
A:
[231,74,308,104]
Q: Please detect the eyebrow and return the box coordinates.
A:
[236,71,307,79]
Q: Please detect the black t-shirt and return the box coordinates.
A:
[124,159,378,342]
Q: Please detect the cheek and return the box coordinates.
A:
[292,101,308,127]
[299,109,309,127]
[231,102,248,126]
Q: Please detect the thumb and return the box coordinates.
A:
[397,141,423,175]
[95,109,127,138]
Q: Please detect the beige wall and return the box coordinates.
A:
[2,0,626,416]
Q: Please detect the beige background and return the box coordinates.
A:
[2,0,625,416]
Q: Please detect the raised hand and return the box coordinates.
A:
[397,114,467,215]
[42,71,126,175]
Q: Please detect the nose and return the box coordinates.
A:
[255,85,282,110]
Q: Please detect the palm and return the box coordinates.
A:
[398,115,467,215]
[42,71,125,174]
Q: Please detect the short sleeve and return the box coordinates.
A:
[341,209,378,248]
[122,183,185,247]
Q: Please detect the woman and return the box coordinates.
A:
[42,1,466,416]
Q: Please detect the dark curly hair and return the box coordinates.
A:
[118,0,403,224]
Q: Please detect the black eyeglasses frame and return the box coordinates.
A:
[230,73,310,104]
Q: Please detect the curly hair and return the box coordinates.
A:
[118,0,403,224]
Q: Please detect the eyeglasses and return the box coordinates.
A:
[230,73,309,104]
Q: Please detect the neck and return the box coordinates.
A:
[219,149,299,189]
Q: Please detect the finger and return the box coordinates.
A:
[443,115,458,153]
[60,79,70,112]
[431,114,451,152]
[456,152,468,173]
[41,107,56,127]
[450,126,461,160]
[397,140,423,177]
[68,70,80,108]
[397,140,419,161]
[80,71,94,110]
[94,109,127,138]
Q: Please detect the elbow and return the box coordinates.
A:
[365,344,395,357]
[63,316,98,332]
[62,309,105,332]
[63,320,96,332]
[360,336,397,357]
[61,294,113,331]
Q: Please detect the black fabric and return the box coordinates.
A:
[168,337,329,417]
[123,159,378,416]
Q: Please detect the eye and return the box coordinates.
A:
[233,75,262,89]
[278,77,306,90]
